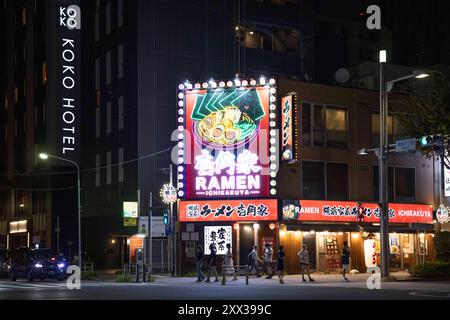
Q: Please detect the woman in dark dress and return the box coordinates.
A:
[276,246,286,284]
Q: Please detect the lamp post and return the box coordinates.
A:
[378,51,429,278]
[39,153,81,269]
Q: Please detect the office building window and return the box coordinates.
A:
[303,161,349,200]
[95,155,100,187]
[42,61,47,84]
[395,167,415,203]
[95,58,100,90]
[106,102,111,134]
[303,103,348,149]
[371,113,393,147]
[326,107,348,148]
[106,51,111,85]
[95,107,100,138]
[95,12,99,42]
[373,166,415,203]
[118,44,123,79]
[302,102,311,146]
[118,0,123,27]
[106,151,111,185]
[106,2,111,34]
[118,148,124,182]
[326,163,349,200]
[302,161,325,200]
[313,104,325,147]
[118,96,124,130]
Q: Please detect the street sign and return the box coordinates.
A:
[123,202,138,218]
[138,216,149,236]
[124,217,137,227]
[395,138,416,153]
[151,216,166,237]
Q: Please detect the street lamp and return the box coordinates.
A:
[39,153,82,269]
[378,51,429,279]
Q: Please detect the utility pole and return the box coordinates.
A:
[379,51,390,278]
[56,216,61,254]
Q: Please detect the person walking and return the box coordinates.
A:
[276,246,286,284]
[222,243,237,281]
[247,245,262,277]
[196,244,205,282]
[205,244,219,282]
[341,241,351,282]
[264,243,274,279]
[297,244,315,282]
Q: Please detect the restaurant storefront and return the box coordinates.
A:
[178,199,279,274]
[280,200,435,274]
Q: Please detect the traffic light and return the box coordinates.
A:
[163,210,169,225]
[419,134,444,155]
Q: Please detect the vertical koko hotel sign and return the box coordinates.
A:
[51,1,81,162]
[176,79,278,199]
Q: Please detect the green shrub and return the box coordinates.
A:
[116,274,132,283]
[411,261,450,278]
[435,232,450,261]
[81,270,98,280]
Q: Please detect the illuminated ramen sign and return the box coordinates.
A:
[176,79,278,199]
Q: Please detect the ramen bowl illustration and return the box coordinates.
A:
[194,106,258,148]
[282,204,300,220]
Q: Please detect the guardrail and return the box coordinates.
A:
[221,265,249,285]
[81,262,94,273]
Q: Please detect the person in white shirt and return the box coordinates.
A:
[264,243,274,279]
[297,244,315,282]
[222,243,237,281]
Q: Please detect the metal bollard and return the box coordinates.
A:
[245,265,249,285]
[222,267,226,285]
[136,265,139,283]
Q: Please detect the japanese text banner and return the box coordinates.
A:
[179,199,278,222]
[282,200,434,224]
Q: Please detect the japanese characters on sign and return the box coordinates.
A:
[160,184,177,204]
[204,226,232,255]
[177,80,278,199]
[282,200,434,224]
[281,93,298,165]
[444,165,450,197]
[178,199,278,222]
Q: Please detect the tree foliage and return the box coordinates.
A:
[396,72,450,162]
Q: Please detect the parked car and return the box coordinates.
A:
[0,249,10,278]
[9,247,68,282]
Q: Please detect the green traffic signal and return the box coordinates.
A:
[419,136,429,146]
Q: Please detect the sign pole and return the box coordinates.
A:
[170,164,176,277]
[148,192,153,280]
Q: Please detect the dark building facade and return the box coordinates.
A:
[80,0,314,268]
[0,0,79,254]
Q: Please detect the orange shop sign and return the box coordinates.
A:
[282,200,433,224]
[178,199,278,222]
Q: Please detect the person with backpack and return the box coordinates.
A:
[341,241,351,282]
[196,244,205,282]
[297,244,315,282]
[247,245,262,277]
[205,244,219,282]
